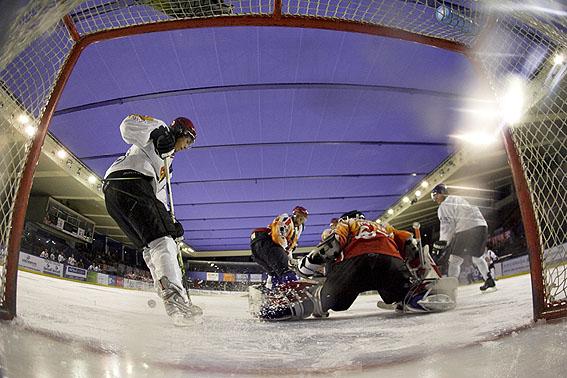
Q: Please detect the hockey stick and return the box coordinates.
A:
[163,153,190,292]
[413,222,425,270]
[495,253,513,262]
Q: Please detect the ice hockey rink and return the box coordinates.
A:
[1,271,566,377]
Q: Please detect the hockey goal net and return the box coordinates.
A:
[0,1,565,321]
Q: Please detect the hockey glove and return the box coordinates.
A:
[403,238,420,261]
[431,240,449,265]
[298,252,325,278]
[150,126,176,158]
[310,234,342,261]
[172,221,185,240]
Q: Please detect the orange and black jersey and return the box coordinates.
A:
[269,213,304,253]
[334,218,412,261]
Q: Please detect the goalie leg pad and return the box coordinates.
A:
[401,277,458,313]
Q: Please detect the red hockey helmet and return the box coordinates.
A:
[170,117,196,141]
[292,206,309,218]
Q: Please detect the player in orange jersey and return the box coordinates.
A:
[252,211,457,320]
[249,206,309,287]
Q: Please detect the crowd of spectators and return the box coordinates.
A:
[22,221,152,283]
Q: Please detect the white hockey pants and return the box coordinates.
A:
[142,236,188,301]
[448,254,490,280]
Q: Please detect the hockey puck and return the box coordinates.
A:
[147,299,157,308]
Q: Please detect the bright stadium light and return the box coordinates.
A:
[554,53,565,66]
[452,131,498,146]
[88,175,97,184]
[18,113,31,124]
[415,190,422,197]
[24,124,37,137]
[402,196,410,203]
[500,76,526,125]
[56,149,68,159]
[421,181,429,188]
[387,209,394,215]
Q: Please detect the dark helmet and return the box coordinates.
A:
[292,206,309,218]
[431,183,449,195]
[431,183,449,201]
[170,117,196,141]
[339,210,365,221]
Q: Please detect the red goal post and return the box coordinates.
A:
[0,0,565,321]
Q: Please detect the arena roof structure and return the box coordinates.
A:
[2,0,566,323]
[41,25,491,252]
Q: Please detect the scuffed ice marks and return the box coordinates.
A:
[5,271,539,375]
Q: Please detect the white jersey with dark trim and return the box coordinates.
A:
[104,114,172,205]
[438,195,487,243]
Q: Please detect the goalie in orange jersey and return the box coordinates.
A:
[249,206,309,288]
[251,210,457,320]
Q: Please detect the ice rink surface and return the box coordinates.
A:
[1,271,567,377]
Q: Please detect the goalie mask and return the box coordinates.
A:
[170,117,196,142]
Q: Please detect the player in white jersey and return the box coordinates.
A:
[430,183,495,291]
[103,114,201,326]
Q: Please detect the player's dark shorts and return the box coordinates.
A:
[103,170,177,249]
[250,230,290,277]
[320,253,412,312]
[448,226,487,258]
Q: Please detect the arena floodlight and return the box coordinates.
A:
[451,131,497,146]
[56,149,68,159]
[18,113,31,124]
[24,124,37,138]
[500,76,525,125]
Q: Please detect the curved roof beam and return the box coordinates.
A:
[79,141,448,161]
[54,82,481,116]
[175,194,401,207]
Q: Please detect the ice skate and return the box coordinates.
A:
[159,276,202,326]
[480,276,496,292]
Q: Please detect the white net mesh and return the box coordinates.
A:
[283,0,485,45]
[69,0,269,35]
[471,3,567,316]
[0,15,74,316]
[0,0,565,319]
